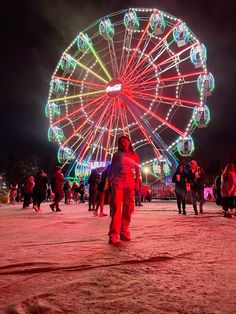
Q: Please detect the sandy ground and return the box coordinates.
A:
[0,200,235,314]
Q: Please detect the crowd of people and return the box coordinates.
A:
[172,161,236,217]
[4,135,236,244]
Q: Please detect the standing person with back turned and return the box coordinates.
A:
[108,136,140,244]
[50,166,64,212]
[33,170,48,212]
[172,165,187,215]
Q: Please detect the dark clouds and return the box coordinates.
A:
[1,0,236,163]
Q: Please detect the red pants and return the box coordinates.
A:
[109,182,134,240]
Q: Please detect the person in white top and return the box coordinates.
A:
[108,136,140,244]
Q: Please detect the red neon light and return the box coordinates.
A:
[79,100,110,160]
[62,97,108,146]
[104,99,115,161]
[125,70,205,89]
[53,75,105,89]
[124,89,200,107]
[123,21,181,82]
[121,12,155,79]
[51,94,106,126]
[123,93,185,137]
[127,43,196,88]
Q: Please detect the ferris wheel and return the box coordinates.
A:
[46,8,214,179]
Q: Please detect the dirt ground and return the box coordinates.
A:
[0,200,235,314]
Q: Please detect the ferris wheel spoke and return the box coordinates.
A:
[126,42,196,89]
[121,12,155,79]
[62,97,108,147]
[123,93,185,137]
[118,29,129,76]
[127,70,205,89]
[60,127,92,170]
[125,89,200,107]
[64,53,108,84]
[78,33,113,81]
[157,56,190,77]
[104,100,115,161]
[79,103,111,161]
[133,94,196,110]
[122,21,180,82]
[124,38,174,84]
[120,99,131,138]
[51,94,106,126]
[53,75,106,89]
[125,103,161,158]
[119,29,133,77]
[95,108,115,162]
[49,89,105,103]
[108,40,119,78]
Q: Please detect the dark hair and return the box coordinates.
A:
[117,136,134,153]
[55,166,61,171]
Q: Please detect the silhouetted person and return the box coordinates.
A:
[33,170,48,212]
[88,169,100,211]
[172,165,187,215]
[50,166,64,212]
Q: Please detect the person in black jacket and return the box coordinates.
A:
[88,169,100,211]
[33,170,48,212]
[172,165,187,215]
[186,160,205,215]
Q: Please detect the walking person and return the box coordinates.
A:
[187,160,205,215]
[108,136,140,244]
[221,163,236,218]
[23,175,35,208]
[33,170,48,212]
[49,166,64,212]
[172,165,187,215]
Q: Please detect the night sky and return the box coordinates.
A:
[2,0,236,169]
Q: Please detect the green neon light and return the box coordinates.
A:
[193,106,210,127]
[177,136,195,157]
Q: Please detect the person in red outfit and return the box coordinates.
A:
[50,166,64,212]
[108,136,140,244]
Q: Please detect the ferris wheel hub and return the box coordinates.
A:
[106,79,122,97]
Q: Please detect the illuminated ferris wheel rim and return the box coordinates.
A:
[46,7,214,174]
